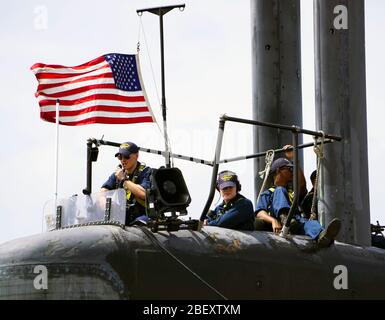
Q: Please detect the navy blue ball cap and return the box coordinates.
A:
[115,142,139,157]
[217,171,238,190]
[270,158,293,174]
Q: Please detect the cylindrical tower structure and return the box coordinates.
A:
[250,0,303,196]
[314,0,370,245]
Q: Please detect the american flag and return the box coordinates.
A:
[31,53,155,126]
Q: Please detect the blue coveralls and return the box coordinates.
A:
[255,186,324,239]
[102,162,152,225]
[207,194,255,231]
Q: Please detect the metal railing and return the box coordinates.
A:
[199,114,342,236]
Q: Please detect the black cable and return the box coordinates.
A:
[136,226,228,300]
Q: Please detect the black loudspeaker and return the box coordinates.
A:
[147,167,191,218]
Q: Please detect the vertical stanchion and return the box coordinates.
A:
[54,99,60,213]
[280,128,299,236]
[199,116,226,230]
[136,4,186,168]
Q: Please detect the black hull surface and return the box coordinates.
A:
[0,225,384,299]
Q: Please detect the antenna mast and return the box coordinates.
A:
[137,4,185,168]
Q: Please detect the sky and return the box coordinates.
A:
[0,0,384,244]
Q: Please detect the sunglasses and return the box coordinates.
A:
[117,154,131,160]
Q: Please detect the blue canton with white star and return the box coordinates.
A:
[104,53,142,91]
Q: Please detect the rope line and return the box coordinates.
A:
[310,131,325,220]
[256,150,275,204]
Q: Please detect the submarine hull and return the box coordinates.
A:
[0,225,385,299]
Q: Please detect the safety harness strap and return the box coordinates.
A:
[125,162,147,207]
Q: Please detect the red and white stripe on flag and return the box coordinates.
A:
[31,53,155,126]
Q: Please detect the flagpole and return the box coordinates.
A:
[54,99,60,211]
[137,4,185,168]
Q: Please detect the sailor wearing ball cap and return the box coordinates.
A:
[101,141,152,225]
[255,158,341,248]
[205,170,255,231]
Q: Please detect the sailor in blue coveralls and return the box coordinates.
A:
[101,142,152,225]
[205,171,255,231]
[255,158,341,247]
